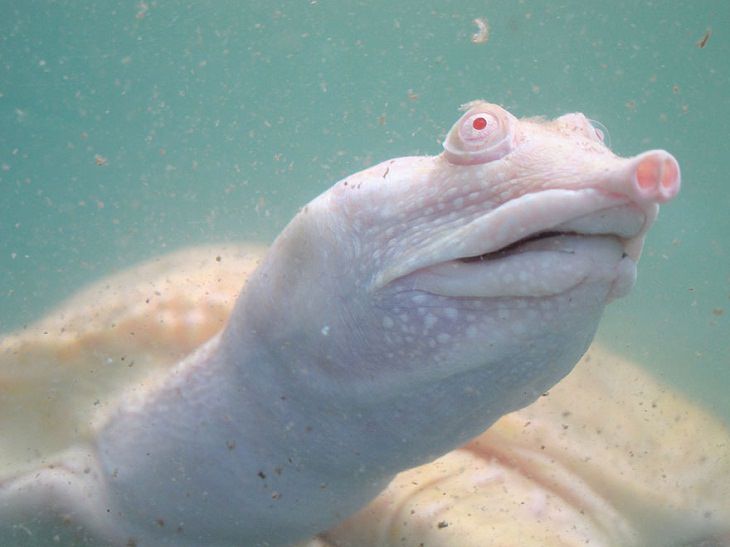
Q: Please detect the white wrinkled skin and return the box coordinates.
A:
[0,101,680,546]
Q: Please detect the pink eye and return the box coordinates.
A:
[462,113,498,142]
[472,117,488,130]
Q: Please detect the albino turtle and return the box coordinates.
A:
[2,246,728,546]
[1,100,708,546]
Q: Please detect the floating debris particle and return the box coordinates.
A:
[95,155,108,166]
[696,29,711,49]
[471,17,490,44]
[136,1,149,19]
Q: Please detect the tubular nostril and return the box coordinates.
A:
[633,151,681,203]
[661,157,679,190]
[636,156,661,191]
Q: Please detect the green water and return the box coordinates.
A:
[1,0,728,542]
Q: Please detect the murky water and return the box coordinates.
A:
[1,1,728,544]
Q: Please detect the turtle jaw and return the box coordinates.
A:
[374,189,649,300]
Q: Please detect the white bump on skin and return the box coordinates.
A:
[444,307,458,320]
[452,197,464,208]
[436,333,451,344]
[382,316,394,329]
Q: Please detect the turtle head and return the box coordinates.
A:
[224,101,680,463]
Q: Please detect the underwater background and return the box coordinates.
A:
[1,0,728,432]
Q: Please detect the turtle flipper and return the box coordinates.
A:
[0,446,128,546]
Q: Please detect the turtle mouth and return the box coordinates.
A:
[457,198,647,264]
[401,230,632,299]
[375,188,649,292]
[375,189,655,299]
[458,229,631,264]
[458,231,571,262]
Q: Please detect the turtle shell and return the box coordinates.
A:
[1,245,728,546]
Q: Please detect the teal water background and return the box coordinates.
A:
[1,0,728,430]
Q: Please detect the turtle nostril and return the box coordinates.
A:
[661,157,679,190]
[635,156,661,191]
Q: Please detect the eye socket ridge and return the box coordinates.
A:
[442,104,515,165]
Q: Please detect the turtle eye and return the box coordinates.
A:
[462,113,499,141]
[588,119,611,148]
[471,115,489,130]
[443,104,515,165]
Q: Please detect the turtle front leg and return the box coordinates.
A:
[0,446,128,546]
